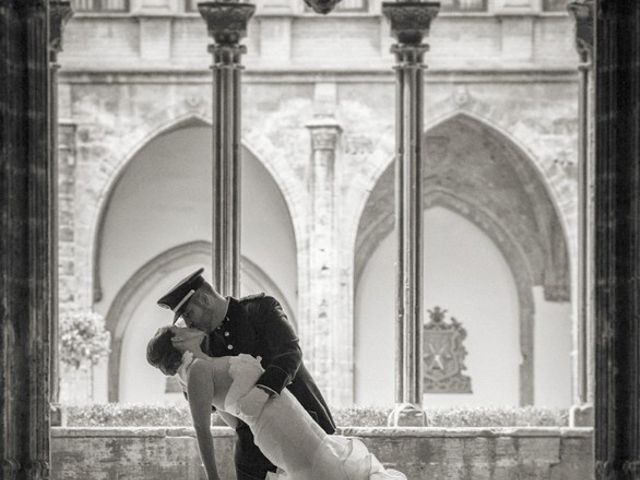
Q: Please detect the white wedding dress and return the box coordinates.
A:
[222,354,407,480]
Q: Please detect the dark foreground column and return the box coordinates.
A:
[382,1,439,427]
[1,1,53,479]
[199,1,255,296]
[48,0,73,425]
[594,1,640,478]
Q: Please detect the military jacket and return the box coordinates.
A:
[206,293,336,436]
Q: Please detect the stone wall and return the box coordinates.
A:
[56,5,581,407]
[56,71,579,407]
[51,427,593,480]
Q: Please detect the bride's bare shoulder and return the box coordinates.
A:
[185,358,214,392]
[188,357,213,377]
[190,356,229,374]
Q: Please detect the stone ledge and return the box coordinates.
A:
[58,64,579,75]
[340,426,593,438]
[52,426,593,480]
[51,426,236,438]
[52,426,592,438]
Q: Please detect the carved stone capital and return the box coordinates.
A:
[304,0,342,14]
[49,0,74,56]
[198,2,256,46]
[567,1,594,62]
[391,43,429,68]
[381,1,440,45]
[306,118,342,151]
[208,43,247,66]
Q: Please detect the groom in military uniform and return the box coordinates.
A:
[157,268,336,480]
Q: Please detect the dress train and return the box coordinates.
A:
[224,354,407,480]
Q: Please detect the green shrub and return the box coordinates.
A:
[425,405,569,427]
[64,403,568,428]
[60,309,110,370]
[65,403,226,427]
[331,406,391,427]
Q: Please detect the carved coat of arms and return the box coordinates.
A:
[423,306,472,394]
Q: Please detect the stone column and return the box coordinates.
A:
[594,1,640,478]
[382,1,439,426]
[1,1,52,479]
[48,0,73,425]
[198,2,255,297]
[304,118,346,405]
[567,0,594,428]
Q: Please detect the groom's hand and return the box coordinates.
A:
[238,387,270,419]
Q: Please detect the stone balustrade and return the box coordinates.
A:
[51,426,593,479]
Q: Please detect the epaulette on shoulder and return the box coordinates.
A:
[239,292,266,303]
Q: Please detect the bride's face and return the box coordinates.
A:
[170,326,206,353]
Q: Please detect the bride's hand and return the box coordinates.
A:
[228,353,265,380]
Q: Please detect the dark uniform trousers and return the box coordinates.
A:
[208,294,336,480]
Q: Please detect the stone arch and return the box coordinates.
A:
[90,113,299,304]
[353,113,573,405]
[93,108,302,239]
[91,114,206,302]
[426,106,574,253]
[354,112,570,303]
[106,240,296,402]
[348,103,576,264]
[354,188,535,405]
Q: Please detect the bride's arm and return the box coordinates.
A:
[187,360,220,480]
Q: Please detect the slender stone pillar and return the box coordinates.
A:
[48,0,73,426]
[1,1,52,479]
[568,0,594,428]
[304,118,345,405]
[382,1,439,427]
[593,1,640,478]
[199,1,255,297]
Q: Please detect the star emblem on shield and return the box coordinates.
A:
[423,306,472,394]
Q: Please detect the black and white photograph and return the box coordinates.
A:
[1,0,638,479]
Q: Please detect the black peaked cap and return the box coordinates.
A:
[157,267,206,324]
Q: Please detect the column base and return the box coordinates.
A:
[387,403,428,427]
[50,403,66,427]
[569,402,593,427]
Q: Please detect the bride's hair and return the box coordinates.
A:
[146,326,182,376]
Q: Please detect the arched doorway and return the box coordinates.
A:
[92,120,298,402]
[354,114,572,407]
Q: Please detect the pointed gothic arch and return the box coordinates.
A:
[355,113,570,301]
[90,114,299,305]
[354,113,572,405]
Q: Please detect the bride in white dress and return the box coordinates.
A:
[147,326,406,480]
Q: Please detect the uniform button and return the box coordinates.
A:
[224,331,230,337]
[227,344,233,350]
